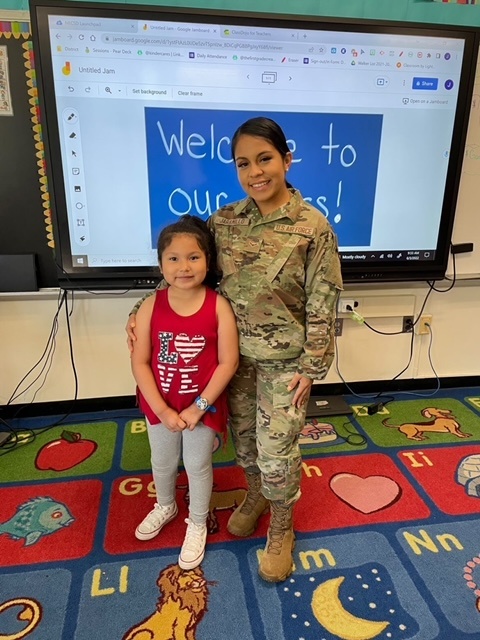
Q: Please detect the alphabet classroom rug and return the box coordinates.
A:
[2,387,480,639]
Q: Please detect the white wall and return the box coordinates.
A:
[1,279,479,406]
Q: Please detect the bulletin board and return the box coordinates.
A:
[0,16,57,288]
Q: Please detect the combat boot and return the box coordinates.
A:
[227,472,269,537]
[258,501,295,582]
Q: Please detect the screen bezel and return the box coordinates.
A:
[29,0,479,289]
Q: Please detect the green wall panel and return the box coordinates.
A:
[124,0,365,14]
[407,2,480,27]
[0,0,27,9]
[363,0,408,22]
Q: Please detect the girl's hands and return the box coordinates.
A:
[179,405,205,431]
[287,373,313,409]
[158,407,187,432]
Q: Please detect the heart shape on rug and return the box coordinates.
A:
[174,334,206,364]
[329,473,401,514]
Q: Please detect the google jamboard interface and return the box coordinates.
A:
[48,15,465,270]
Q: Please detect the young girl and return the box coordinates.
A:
[131,214,238,570]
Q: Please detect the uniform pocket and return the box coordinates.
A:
[264,236,302,283]
[273,385,296,410]
[271,383,304,437]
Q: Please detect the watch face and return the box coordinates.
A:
[196,397,208,410]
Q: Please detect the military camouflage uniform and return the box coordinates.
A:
[208,189,342,504]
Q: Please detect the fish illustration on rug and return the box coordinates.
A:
[0,497,74,546]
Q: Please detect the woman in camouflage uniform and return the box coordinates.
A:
[127,117,342,582]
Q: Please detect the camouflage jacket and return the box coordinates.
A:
[208,189,343,380]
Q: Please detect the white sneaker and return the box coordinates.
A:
[178,518,207,570]
[135,502,178,541]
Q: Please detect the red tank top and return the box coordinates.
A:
[138,287,228,434]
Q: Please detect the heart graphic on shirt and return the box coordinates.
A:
[174,334,206,364]
[329,473,401,514]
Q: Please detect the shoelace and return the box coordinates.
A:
[183,519,205,552]
[266,508,290,555]
[147,504,173,526]
[240,490,262,515]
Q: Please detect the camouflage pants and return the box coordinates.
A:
[228,355,307,505]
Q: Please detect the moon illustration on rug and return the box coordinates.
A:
[311,576,389,640]
[0,597,42,639]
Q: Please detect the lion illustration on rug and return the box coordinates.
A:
[122,563,210,640]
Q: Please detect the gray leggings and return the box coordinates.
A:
[146,419,216,525]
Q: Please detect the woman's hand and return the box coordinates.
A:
[287,373,313,409]
[126,314,137,353]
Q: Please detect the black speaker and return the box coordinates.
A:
[0,254,38,292]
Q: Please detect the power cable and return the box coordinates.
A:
[0,289,80,454]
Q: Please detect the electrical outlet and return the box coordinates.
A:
[417,314,432,335]
[338,299,359,314]
[334,318,343,336]
[402,316,414,333]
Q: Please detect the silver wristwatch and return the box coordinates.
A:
[195,396,210,411]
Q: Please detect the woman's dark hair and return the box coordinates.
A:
[157,214,220,289]
[231,116,293,188]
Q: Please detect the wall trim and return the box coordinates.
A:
[1,376,478,419]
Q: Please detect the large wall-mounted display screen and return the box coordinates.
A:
[29,1,478,288]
